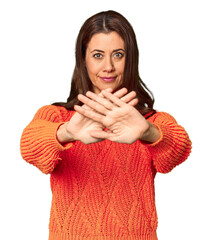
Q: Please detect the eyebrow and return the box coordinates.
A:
[90,48,125,53]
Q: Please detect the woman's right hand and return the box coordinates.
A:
[56,88,138,145]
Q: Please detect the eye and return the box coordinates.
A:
[113,52,124,59]
[93,53,103,59]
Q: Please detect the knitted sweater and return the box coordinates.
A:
[20,105,192,240]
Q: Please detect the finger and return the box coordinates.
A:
[74,105,104,123]
[85,91,114,110]
[112,88,128,98]
[90,130,111,139]
[101,90,125,107]
[128,98,139,106]
[120,91,137,103]
[98,88,113,97]
[82,88,113,109]
[101,88,137,105]
[78,94,109,115]
[82,103,91,110]
[102,88,137,105]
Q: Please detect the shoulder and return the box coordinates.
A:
[147,111,178,124]
[33,105,75,122]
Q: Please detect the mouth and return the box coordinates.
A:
[100,77,116,82]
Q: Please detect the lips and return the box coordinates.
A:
[100,77,116,82]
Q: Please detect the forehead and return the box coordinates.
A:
[87,32,125,51]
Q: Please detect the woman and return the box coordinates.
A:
[20,10,192,240]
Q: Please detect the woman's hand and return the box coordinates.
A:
[74,90,161,144]
[57,88,139,145]
[57,105,104,145]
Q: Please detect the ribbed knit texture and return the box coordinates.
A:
[20,105,192,240]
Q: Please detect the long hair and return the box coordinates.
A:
[53,10,155,114]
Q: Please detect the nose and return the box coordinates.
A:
[103,56,114,72]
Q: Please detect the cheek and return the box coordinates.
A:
[116,58,125,70]
[117,62,125,75]
[86,61,100,77]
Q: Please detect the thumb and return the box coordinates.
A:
[90,130,111,139]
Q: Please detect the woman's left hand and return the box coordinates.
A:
[74,90,160,144]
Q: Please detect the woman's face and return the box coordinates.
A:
[85,32,125,94]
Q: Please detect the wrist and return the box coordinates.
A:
[140,122,161,143]
[57,123,75,143]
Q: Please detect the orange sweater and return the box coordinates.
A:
[20,105,191,240]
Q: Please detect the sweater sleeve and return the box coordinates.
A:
[146,112,192,173]
[20,105,73,174]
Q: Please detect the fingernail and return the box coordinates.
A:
[105,88,112,92]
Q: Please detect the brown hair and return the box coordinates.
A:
[53,10,155,114]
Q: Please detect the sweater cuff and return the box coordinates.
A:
[142,122,177,158]
[20,121,73,174]
[34,121,73,152]
[144,122,191,173]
